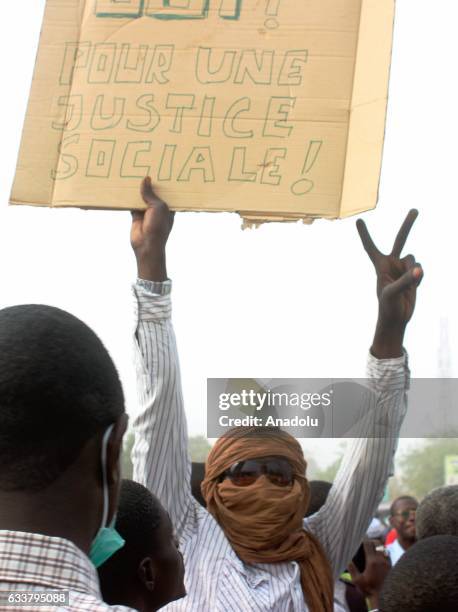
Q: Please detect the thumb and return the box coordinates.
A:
[141,176,162,207]
[384,266,423,298]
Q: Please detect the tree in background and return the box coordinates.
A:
[399,438,458,499]
[312,443,346,482]
[188,435,212,462]
[121,432,213,477]
[303,439,458,509]
[314,456,343,483]
[121,434,352,482]
[386,475,404,501]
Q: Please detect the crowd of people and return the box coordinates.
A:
[0,176,457,611]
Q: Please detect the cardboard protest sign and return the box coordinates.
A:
[11,0,395,223]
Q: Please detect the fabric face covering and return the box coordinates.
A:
[216,476,306,553]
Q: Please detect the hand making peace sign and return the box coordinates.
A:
[357,210,423,357]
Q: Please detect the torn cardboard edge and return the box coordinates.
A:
[9,194,329,229]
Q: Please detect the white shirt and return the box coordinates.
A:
[333,580,349,612]
[387,538,406,566]
[132,280,410,612]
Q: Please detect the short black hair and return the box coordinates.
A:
[114,479,162,551]
[98,479,164,597]
[416,486,458,539]
[305,480,333,517]
[390,495,418,516]
[0,304,124,491]
[379,535,458,611]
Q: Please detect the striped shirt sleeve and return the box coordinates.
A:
[131,279,194,538]
[303,351,409,579]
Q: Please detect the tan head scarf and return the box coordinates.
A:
[201,427,333,612]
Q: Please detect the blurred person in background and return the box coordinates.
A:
[386,496,418,565]
[416,485,458,540]
[305,481,391,612]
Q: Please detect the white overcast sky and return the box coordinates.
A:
[1,1,457,468]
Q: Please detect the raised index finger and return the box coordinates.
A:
[356,219,382,264]
[391,209,418,258]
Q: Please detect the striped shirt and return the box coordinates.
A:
[0,531,134,612]
[132,280,409,612]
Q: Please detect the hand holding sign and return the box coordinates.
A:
[131,178,174,282]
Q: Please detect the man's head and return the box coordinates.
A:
[202,426,307,505]
[416,485,458,540]
[389,495,418,546]
[379,535,458,611]
[0,304,126,546]
[98,479,185,612]
[201,426,308,544]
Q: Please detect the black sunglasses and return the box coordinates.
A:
[221,457,294,487]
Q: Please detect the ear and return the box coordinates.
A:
[106,413,129,524]
[138,557,156,592]
[106,414,129,487]
[389,516,395,528]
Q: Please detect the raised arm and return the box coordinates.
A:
[130,178,194,537]
[304,210,423,579]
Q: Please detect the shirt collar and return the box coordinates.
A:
[225,547,285,588]
[0,531,101,598]
[392,538,405,553]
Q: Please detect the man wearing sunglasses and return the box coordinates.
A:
[131,177,423,612]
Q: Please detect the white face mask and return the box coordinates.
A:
[89,424,125,568]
